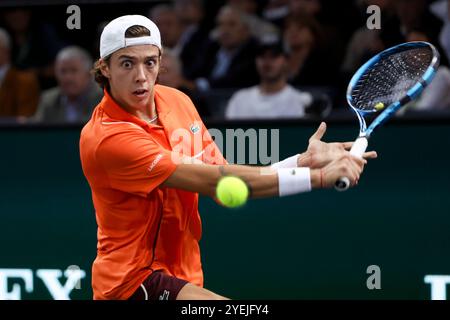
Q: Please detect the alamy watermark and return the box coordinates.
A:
[169,126,280,166]
[66,5,81,30]
[366,265,381,290]
[65,4,382,31]
[366,5,381,30]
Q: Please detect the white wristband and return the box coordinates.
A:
[277,167,311,197]
[271,154,300,170]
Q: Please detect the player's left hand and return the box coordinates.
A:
[298,122,377,169]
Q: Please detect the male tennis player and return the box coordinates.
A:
[79,15,377,300]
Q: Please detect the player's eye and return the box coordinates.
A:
[121,60,132,68]
[146,59,156,68]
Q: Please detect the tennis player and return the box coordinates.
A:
[79,15,377,300]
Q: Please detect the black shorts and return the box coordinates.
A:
[128,271,188,301]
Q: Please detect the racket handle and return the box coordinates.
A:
[335,137,368,192]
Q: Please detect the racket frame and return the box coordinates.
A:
[335,41,440,191]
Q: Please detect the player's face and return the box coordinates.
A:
[102,45,161,112]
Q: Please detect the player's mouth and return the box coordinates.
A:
[133,89,149,98]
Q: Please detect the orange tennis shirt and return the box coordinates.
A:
[79,85,226,300]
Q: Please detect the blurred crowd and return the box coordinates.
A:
[1,0,450,125]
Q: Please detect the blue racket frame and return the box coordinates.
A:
[335,41,440,191]
[347,41,440,138]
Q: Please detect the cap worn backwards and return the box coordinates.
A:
[100,15,161,59]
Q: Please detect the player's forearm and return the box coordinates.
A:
[219,165,322,197]
[162,163,321,198]
[218,164,279,198]
[162,163,277,198]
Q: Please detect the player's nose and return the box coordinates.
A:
[134,64,147,82]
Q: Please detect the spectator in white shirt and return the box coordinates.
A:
[225,39,312,119]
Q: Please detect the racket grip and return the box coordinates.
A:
[334,137,368,192]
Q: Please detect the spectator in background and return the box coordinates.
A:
[226,39,312,119]
[414,65,450,111]
[430,0,450,64]
[287,0,351,67]
[159,48,184,89]
[149,5,183,51]
[1,8,65,90]
[283,15,336,86]
[380,0,442,49]
[262,0,290,28]
[289,0,322,16]
[226,0,280,41]
[187,5,259,91]
[173,0,209,78]
[158,48,209,116]
[150,2,209,79]
[288,0,361,36]
[402,30,450,112]
[341,0,393,76]
[33,46,102,124]
[0,27,39,119]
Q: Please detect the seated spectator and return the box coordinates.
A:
[430,0,450,63]
[402,30,450,112]
[414,66,450,111]
[227,0,280,41]
[287,0,354,65]
[1,8,65,89]
[380,0,442,49]
[159,48,184,89]
[283,15,337,86]
[225,39,312,119]
[0,28,39,119]
[149,5,183,52]
[186,5,259,91]
[289,0,322,16]
[33,46,102,124]
[150,2,209,79]
[173,0,210,78]
[158,48,209,117]
[341,0,394,76]
[262,0,290,28]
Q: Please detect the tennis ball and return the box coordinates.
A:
[216,176,249,208]
[374,102,385,111]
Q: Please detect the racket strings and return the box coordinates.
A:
[351,47,433,112]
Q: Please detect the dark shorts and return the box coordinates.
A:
[128,271,189,301]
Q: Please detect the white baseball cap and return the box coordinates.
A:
[100,15,162,59]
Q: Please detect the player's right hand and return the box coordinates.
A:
[313,153,366,189]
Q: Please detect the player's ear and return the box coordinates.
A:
[99,59,110,78]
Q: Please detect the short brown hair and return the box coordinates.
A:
[92,25,154,89]
[284,14,324,50]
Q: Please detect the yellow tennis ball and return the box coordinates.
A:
[216,176,249,208]
[374,102,385,111]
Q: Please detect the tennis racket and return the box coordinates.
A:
[335,41,440,191]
